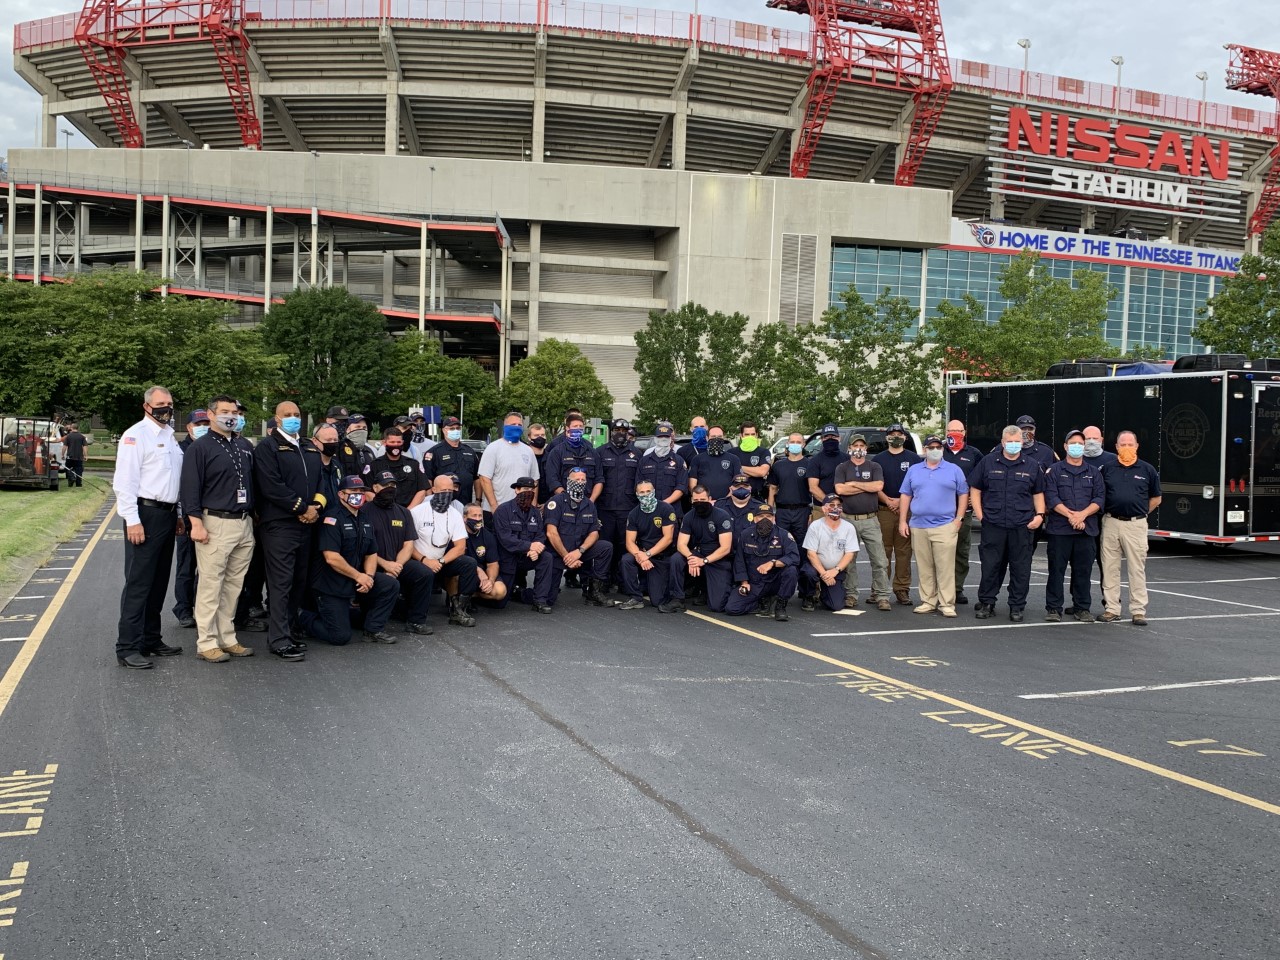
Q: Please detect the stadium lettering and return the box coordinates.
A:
[1007,107,1232,181]
[1049,167,1189,207]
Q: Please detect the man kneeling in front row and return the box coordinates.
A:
[725,502,799,621]
[800,494,859,612]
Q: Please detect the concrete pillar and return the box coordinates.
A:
[160,195,170,296]
[1081,205,1097,231]
[263,206,273,314]
[32,185,42,284]
[132,80,146,146]
[385,85,399,156]
[73,201,83,273]
[418,220,427,334]
[195,213,204,286]
[6,181,16,277]
[38,98,55,149]
[532,94,546,162]
[135,194,144,271]
[310,210,319,288]
[342,250,349,286]
[429,239,437,310]
[989,192,1006,221]
[499,242,510,383]
[326,228,335,288]
[672,108,688,171]
[383,252,395,308]
[527,221,542,355]
[292,225,301,288]
[47,200,55,277]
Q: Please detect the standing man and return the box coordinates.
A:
[874,423,921,605]
[171,409,209,630]
[807,424,847,519]
[544,467,615,607]
[112,386,185,669]
[597,418,642,588]
[638,422,689,518]
[942,419,983,605]
[302,476,400,645]
[1099,431,1162,627]
[688,426,742,503]
[734,421,772,501]
[252,400,325,661]
[335,411,377,481]
[371,426,427,508]
[834,434,890,611]
[1044,429,1104,623]
[800,494,859,612]
[312,423,344,511]
[479,412,540,522]
[423,415,481,507]
[61,420,91,487]
[546,412,602,500]
[366,471,437,635]
[181,395,260,663]
[409,475,480,627]
[617,480,679,611]
[667,485,735,613]
[968,425,1047,622]
[493,476,556,612]
[767,432,812,548]
[898,435,969,618]
[679,416,709,468]
[525,422,553,505]
[725,503,800,621]
[1083,426,1118,468]
[1013,415,1058,472]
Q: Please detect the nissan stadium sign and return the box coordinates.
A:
[989,104,1245,223]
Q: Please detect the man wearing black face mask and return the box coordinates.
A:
[372,427,427,509]
[717,472,766,540]
[725,502,799,621]
[688,426,742,502]
[364,472,434,634]
[545,467,615,608]
[493,477,556,612]
[312,423,343,511]
[874,423,921,605]
[409,475,479,627]
[808,423,847,519]
[667,486,734,613]
[597,418,641,591]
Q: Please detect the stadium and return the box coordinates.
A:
[6,0,1280,416]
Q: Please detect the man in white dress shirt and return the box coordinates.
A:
[112,386,186,669]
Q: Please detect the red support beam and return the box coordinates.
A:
[1226,44,1280,236]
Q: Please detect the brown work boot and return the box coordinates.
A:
[224,644,255,658]
[197,649,230,663]
[877,598,892,612]
[895,591,912,605]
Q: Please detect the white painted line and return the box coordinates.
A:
[810,610,1277,639]
[0,638,28,644]
[1020,675,1280,700]
[38,568,73,572]
[1146,577,1280,585]
[7,597,47,601]
[1142,588,1280,612]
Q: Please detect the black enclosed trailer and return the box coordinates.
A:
[946,362,1280,544]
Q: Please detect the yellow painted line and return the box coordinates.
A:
[0,510,115,722]
[686,610,1280,818]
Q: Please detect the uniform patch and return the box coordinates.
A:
[722,519,732,529]
[720,461,730,470]
[123,437,136,445]
[424,452,433,461]
[402,465,412,473]
[797,468,806,477]
[706,522,716,533]
[323,516,337,525]
[653,518,663,527]
[392,520,404,527]
[747,512,755,522]
[628,452,636,459]
[547,500,557,509]
[475,545,486,558]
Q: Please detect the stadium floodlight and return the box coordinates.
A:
[1111,56,1124,115]
[1017,39,1031,97]
[1196,70,1209,128]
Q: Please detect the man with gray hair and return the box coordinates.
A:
[967,424,1046,622]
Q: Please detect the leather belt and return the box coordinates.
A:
[777,503,808,509]
[205,508,248,520]
[1108,514,1142,521]
[137,498,176,510]
[845,512,878,521]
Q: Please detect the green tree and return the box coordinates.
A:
[384,332,503,432]
[161,325,284,421]
[784,288,942,432]
[928,251,1117,381]
[1193,221,1280,357]
[258,287,389,421]
[501,338,613,428]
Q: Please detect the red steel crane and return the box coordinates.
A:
[1226,44,1280,236]
[75,0,262,150]
[766,0,953,184]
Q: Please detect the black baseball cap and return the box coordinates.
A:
[511,476,537,489]
[1016,415,1037,427]
[393,415,412,426]
[823,493,842,505]
[924,434,944,447]
[347,412,367,424]
[821,423,840,436]
[887,423,906,434]
[732,473,750,484]
[755,502,775,515]
[1064,428,1085,443]
[654,421,674,437]
[327,405,350,419]
[374,470,398,486]
[442,416,461,427]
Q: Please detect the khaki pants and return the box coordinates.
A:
[844,514,890,601]
[911,524,958,611]
[193,514,256,654]
[1101,516,1149,617]
[879,507,913,595]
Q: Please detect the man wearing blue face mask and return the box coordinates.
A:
[767,431,813,548]
[1044,429,1104,623]
[478,411,540,524]
[547,413,603,501]
[678,416,709,468]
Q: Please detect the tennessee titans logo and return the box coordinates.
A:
[969,223,997,248]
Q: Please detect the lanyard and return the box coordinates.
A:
[213,433,246,489]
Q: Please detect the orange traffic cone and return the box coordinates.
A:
[33,440,44,475]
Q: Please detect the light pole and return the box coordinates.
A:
[1111,56,1124,115]
[428,165,436,221]
[309,149,319,213]
[60,128,74,178]
[1196,70,1209,129]
[458,393,465,424]
[1017,39,1031,99]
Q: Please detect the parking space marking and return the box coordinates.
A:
[810,610,1277,638]
[1142,589,1280,612]
[1147,577,1280,585]
[1020,675,1280,700]
[688,611,1280,818]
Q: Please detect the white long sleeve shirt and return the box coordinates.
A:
[112,416,183,525]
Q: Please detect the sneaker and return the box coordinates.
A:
[658,600,686,614]
[533,603,554,615]
[224,644,254,657]
[407,622,434,635]
[1131,615,1149,627]
[617,598,646,611]
[1074,609,1096,623]
[1099,612,1122,623]
[177,615,196,628]
[197,649,230,663]
[940,608,957,618]
[913,604,936,615]
[1045,610,1062,622]
[801,596,817,613]
[877,598,892,612]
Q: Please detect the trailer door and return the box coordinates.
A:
[1250,383,1280,534]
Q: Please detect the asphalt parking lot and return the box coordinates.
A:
[0,502,1274,960]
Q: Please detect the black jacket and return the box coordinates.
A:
[253,430,326,524]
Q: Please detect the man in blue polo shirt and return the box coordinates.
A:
[898,435,969,617]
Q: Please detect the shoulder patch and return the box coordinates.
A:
[323,516,337,525]
[547,500,557,509]
[722,519,732,529]
[123,436,136,445]
[475,545,486,557]
[424,452,433,461]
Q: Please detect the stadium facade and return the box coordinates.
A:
[6,1,1278,416]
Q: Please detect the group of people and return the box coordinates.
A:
[111,387,1161,670]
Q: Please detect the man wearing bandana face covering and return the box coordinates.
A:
[492,477,556,612]
[678,416,709,468]
[618,480,679,610]
[409,475,479,626]
[638,421,690,522]
[597,418,641,590]
[545,467,615,607]
[688,426,742,502]
[725,502,799,620]
[733,421,772,500]
[547,413,602,500]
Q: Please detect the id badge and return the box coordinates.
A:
[236,487,248,505]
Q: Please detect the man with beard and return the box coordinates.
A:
[408,474,479,627]
[371,426,427,508]
[596,418,641,589]
[544,467,615,607]
[492,476,555,612]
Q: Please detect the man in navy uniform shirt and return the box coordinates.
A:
[726,502,800,621]
[545,467,615,608]
[596,418,642,588]
[618,480,679,610]
[734,421,772,501]
[873,423,922,605]
[717,472,766,538]
[667,485,735,613]
[1099,431,1162,627]
[767,431,812,548]
[493,476,556,612]
[463,502,507,607]
[688,425,742,502]
[1044,429,1105,623]
[638,421,689,520]
[807,423,847,516]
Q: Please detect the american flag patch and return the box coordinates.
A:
[123,437,136,445]
[323,516,337,525]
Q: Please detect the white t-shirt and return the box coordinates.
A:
[409,502,468,561]
[478,440,539,510]
[802,518,860,570]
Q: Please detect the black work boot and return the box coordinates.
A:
[755,596,777,619]
[449,595,477,628]
[774,599,790,622]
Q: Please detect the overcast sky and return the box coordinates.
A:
[2,0,1275,156]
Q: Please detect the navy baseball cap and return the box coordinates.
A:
[188,409,209,423]
[511,476,537,489]
[924,435,944,447]
[1064,428,1085,443]
[327,405,350,419]
[338,475,367,491]
[374,470,398,485]
[1016,415,1037,427]
[887,423,906,434]
[821,423,840,436]
[654,421,674,437]
[823,493,842,505]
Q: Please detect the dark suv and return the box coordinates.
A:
[772,426,924,458]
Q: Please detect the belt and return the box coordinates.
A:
[845,512,877,521]
[137,498,176,510]
[1108,514,1144,521]
[777,503,808,509]
[205,508,248,520]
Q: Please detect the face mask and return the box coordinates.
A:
[639,492,658,513]
[691,426,708,449]
[466,518,484,535]
[887,436,905,449]
[373,488,397,508]
[693,501,713,518]
[344,493,364,507]
[822,438,839,453]
[610,432,629,449]
[946,432,964,451]
[515,491,535,509]
[446,429,462,442]
[787,443,803,456]
[1067,443,1085,459]
[1117,447,1139,467]
[1084,439,1103,458]
[925,448,944,464]
[730,486,751,501]
[215,414,239,432]
[825,508,843,521]
[346,428,368,446]
[850,447,866,461]
[1022,432,1035,446]
[654,437,673,455]
[234,414,246,433]
[431,491,453,513]
[320,440,339,457]
[566,479,587,502]
[1004,441,1023,456]
[383,443,403,458]
[755,519,774,538]
[739,436,759,453]
[567,428,584,446]
[527,436,547,449]
[149,405,174,424]
[503,425,524,443]
[281,416,302,435]
[707,437,726,455]
[190,425,209,440]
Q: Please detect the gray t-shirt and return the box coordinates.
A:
[834,458,883,515]
[478,440,540,511]
[802,519,860,570]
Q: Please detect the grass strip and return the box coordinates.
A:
[0,475,111,587]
